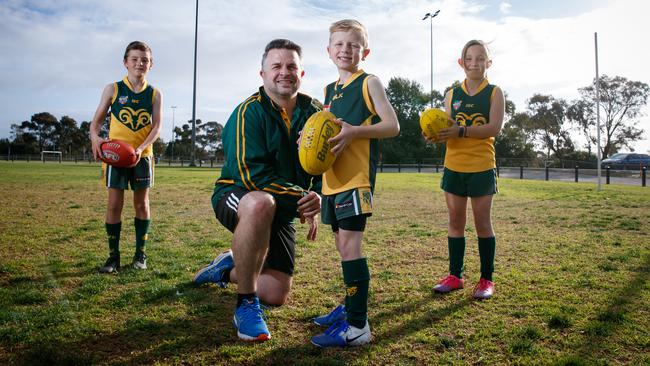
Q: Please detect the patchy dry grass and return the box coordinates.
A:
[1,162,649,365]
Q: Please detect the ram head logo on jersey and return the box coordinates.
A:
[117,107,152,132]
[455,112,487,127]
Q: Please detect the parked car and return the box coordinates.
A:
[601,153,650,169]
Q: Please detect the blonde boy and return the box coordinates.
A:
[310,19,399,348]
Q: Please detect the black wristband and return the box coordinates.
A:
[458,126,465,138]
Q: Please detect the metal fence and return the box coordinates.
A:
[3,154,647,187]
[377,163,647,187]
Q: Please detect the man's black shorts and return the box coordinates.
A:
[212,186,296,275]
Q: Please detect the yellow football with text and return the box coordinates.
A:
[299,111,341,175]
[420,108,451,139]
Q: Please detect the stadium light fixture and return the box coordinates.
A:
[423,10,440,108]
[190,0,199,167]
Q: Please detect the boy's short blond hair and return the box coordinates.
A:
[329,19,369,49]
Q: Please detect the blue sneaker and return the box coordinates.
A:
[311,319,371,347]
[313,305,346,327]
[193,250,234,287]
[233,297,271,341]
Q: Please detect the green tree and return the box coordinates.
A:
[152,138,167,158]
[526,94,574,160]
[198,121,224,157]
[13,112,59,152]
[569,75,649,158]
[10,122,39,154]
[495,113,537,163]
[168,119,203,160]
[54,115,80,155]
[78,121,94,160]
[383,77,443,163]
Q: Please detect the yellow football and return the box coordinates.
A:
[299,111,341,175]
[420,108,451,139]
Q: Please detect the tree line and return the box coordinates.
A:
[2,74,647,165]
[1,112,224,162]
[381,74,648,165]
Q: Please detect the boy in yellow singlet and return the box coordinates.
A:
[89,41,163,273]
[310,19,400,348]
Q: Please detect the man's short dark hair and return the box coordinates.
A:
[261,39,302,67]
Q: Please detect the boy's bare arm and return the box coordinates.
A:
[89,83,115,160]
[134,89,164,156]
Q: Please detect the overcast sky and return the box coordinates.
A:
[1,0,648,153]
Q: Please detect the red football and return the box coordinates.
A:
[100,139,138,167]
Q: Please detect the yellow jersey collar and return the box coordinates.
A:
[338,69,365,89]
[461,78,489,96]
[123,76,148,94]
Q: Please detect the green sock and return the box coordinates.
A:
[448,236,466,278]
[105,222,121,257]
[134,218,150,254]
[342,258,370,329]
[478,236,496,281]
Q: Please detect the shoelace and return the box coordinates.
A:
[474,279,491,292]
[240,300,267,323]
[326,306,345,321]
[325,320,349,336]
[440,275,457,286]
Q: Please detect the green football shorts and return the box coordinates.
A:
[104,156,154,190]
[322,187,373,231]
[440,167,497,197]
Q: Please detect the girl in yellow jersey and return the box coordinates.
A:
[429,40,504,299]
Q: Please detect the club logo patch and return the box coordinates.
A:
[118,96,129,105]
[360,188,373,213]
[346,286,357,297]
[453,100,462,111]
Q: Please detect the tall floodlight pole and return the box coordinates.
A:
[190,0,199,167]
[423,10,440,108]
[171,105,177,163]
[595,32,601,191]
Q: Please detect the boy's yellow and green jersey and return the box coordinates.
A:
[445,78,497,172]
[109,77,157,157]
[322,70,381,195]
[214,87,323,223]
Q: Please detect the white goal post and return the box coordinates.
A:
[41,150,62,163]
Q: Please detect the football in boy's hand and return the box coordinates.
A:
[100,139,138,167]
[420,108,451,139]
[299,111,341,175]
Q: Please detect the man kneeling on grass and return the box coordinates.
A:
[193,39,322,342]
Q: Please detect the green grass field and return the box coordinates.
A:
[1,162,648,365]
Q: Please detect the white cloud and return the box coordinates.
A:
[499,2,512,14]
[0,0,647,153]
